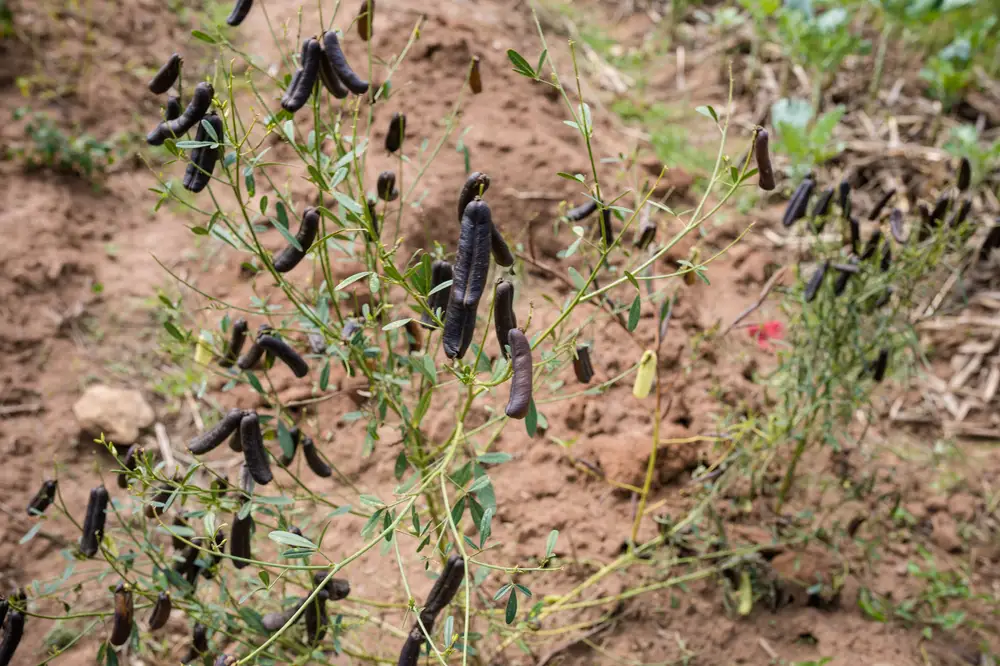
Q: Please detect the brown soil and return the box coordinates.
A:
[1,1,997,665]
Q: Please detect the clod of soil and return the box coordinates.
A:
[72,384,155,445]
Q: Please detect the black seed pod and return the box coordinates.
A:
[261,601,301,632]
[804,262,828,303]
[236,324,272,370]
[494,279,517,359]
[404,319,423,353]
[754,127,775,191]
[183,112,224,193]
[227,427,243,452]
[491,225,515,267]
[458,172,490,222]
[398,626,423,666]
[868,188,895,221]
[282,39,321,113]
[149,53,182,94]
[301,435,332,478]
[566,200,597,221]
[635,215,656,249]
[385,112,406,152]
[812,187,834,226]
[505,330,532,419]
[256,335,308,378]
[313,573,351,600]
[848,217,860,254]
[599,208,614,245]
[230,510,253,569]
[214,656,237,666]
[880,243,891,273]
[861,230,883,262]
[322,31,369,95]
[147,82,214,146]
[948,199,971,228]
[0,598,7,629]
[573,345,594,384]
[273,207,320,273]
[117,445,141,489]
[377,171,398,202]
[318,45,350,99]
[201,529,226,579]
[838,180,851,218]
[279,426,301,466]
[146,482,175,519]
[833,257,858,296]
[240,412,273,485]
[189,408,244,455]
[27,479,57,516]
[874,287,893,310]
[873,349,889,382]
[889,208,906,243]
[149,592,171,630]
[165,96,182,121]
[422,260,453,329]
[171,515,189,550]
[930,195,950,224]
[782,178,815,227]
[424,554,465,617]
[220,318,248,368]
[110,582,133,647]
[356,0,374,40]
[443,200,493,359]
[239,464,255,495]
[469,55,483,94]
[980,223,1000,260]
[304,588,329,644]
[174,543,199,579]
[181,623,209,664]
[80,486,109,558]
[226,0,253,25]
[957,156,971,192]
[0,610,24,666]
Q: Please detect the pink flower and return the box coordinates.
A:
[746,320,784,351]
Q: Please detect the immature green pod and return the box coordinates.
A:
[565,200,597,221]
[377,171,398,202]
[240,412,273,485]
[469,55,483,93]
[220,318,248,368]
[226,0,253,25]
[860,230,883,261]
[230,510,254,569]
[147,82,213,146]
[256,334,308,378]
[189,408,244,454]
[304,588,330,644]
[957,156,971,191]
[634,215,656,249]
[948,199,971,228]
[494,279,517,359]
[149,53,182,94]
[165,96,181,121]
[273,207,320,273]
[80,485,109,558]
[148,592,171,630]
[422,260,453,329]
[279,426,301,466]
[282,39,321,113]
[323,31,368,95]
[318,42,349,99]
[117,445,141,489]
[261,599,305,632]
[302,435,332,478]
[397,626,423,666]
[804,262,828,303]
[356,0,374,40]
[313,573,351,600]
[0,610,24,666]
[237,324,273,370]
[573,345,594,384]
[754,127,775,191]
[443,200,493,359]
[868,188,895,221]
[505,329,532,419]
[27,479,57,515]
[385,112,406,152]
[183,112,224,193]
[873,349,889,382]
[812,187,834,226]
[833,257,858,296]
[109,582,133,647]
[838,180,851,218]
[782,178,814,227]
[889,208,906,243]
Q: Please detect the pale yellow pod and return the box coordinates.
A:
[194,330,213,366]
[632,349,657,399]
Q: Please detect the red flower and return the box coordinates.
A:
[747,320,784,351]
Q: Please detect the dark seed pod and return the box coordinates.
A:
[214,656,237,666]
[282,38,321,113]
[181,623,209,664]
[874,287,893,310]
[240,412,273,485]
[443,200,493,359]
[356,0,374,40]
[782,178,815,227]
[754,127,775,191]
[109,582,134,647]
[469,55,483,94]
[256,335,308,378]
[377,171,398,202]
[838,180,851,218]
[566,200,597,222]
[385,112,406,152]
[230,510,253,569]
[273,207,320,273]
[957,156,971,192]
[398,626,423,666]
[0,610,24,666]
[0,598,7,629]
[262,599,306,632]
[599,208,614,246]
[147,82,214,146]
[80,486,109,558]
[948,199,971,228]
[239,463,255,495]
[860,230,883,261]
[149,592,171,630]
[220,318,248,368]
[323,31,369,95]
[458,172,490,222]
[424,554,465,617]
[172,515,189,550]
[635,214,656,249]
[573,345,594,384]
[174,544,199,581]
[880,243,891,273]
[279,426,301,467]
[404,319,423,353]
[342,318,364,342]
[804,261,828,303]
[494,279,517,359]
[313,573,351,600]
[980,223,1000,261]
[873,349,889,382]
[302,436,332,478]
[236,324,272,370]
[27,479,57,515]
[930,195,950,224]
[422,260,453,329]
[201,529,226,579]
[165,96,182,121]
[227,426,243,452]
[848,217,860,254]
[149,53,182,94]
[491,225,515,267]
[833,257,858,296]
[812,187,834,227]
[318,45,350,99]
[189,408,244,455]
[226,0,253,25]
[505,330,532,419]
[867,188,895,221]
[146,482,175,519]
[304,588,329,644]
[889,208,906,243]
[183,112,224,193]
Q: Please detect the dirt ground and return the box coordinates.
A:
[1,0,998,665]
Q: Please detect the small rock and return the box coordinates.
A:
[73,385,154,446]
[931,513,962,553]
[948,492,978,522]
[924,495,949,513]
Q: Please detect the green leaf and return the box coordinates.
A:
[695,105,719,122]
[514,584,532,598]
[382,318,412,331]
[259,196,268,216]
[394,451,408,480]
[258,570,270,587]
[624,270,639,290]
[20,522,42,545]
[359,494,384,508]
[272,216,302,252]
[282,119,295,142]
[163,320,186,342]
[556,172,586,183]
[536,49,548,74]
[450,496,466,525]
[335,271,371,291]
[477,452,512,465]
[506,49,535,78]
[493,583,512,601]
[201,118,220,143]
[361,509,383,540]
[525,399,538,437]
[479,507,494,548]
[545,530,558,558]
[277,421,295,461]
[275,202,290,228]
[191,30,216,44]
[505,589,518,624]
[245,372,265,394]
[190,226,209,236]
[320,360,331,391]
[332,191,363,216]
[567,267,586,290]
[627,294,641,331]
[467,475,492,494]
